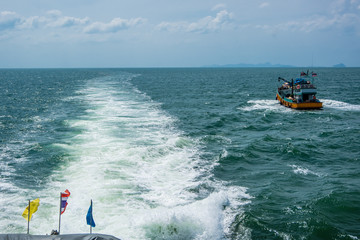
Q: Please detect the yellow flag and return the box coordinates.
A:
[22,198,40,221]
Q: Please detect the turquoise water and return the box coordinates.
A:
[0,68,359,239]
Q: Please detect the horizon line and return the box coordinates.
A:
[0,66,355,69]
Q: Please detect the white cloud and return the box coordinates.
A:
[46,10,63,17]
[0,11,22,31]
[330,0,360,14]
[18,16,47,29]
[259,2,270,8]
[212,4,227,11]
[157,21,188,32]
[251,0,360,35]
[256,13,360,34]
[13,10,89,30]
[44,10,89,28]
[47,16,90,28]
[84,17,146,34]
[0,10,141,34]
[157,10,234,33]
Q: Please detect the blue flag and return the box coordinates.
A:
[86,200,96,228]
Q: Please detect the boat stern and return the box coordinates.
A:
[276,92,322,109]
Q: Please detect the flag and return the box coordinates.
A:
[61,189,70,215]
[22,198,40,221]
[86,200,96,228]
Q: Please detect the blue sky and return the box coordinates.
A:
[0,0,359,67]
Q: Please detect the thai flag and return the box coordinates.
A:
[60,189,70,215]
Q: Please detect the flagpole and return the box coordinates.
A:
[90,200,92,234]
[58,192,62,235]
[27,200,30,234]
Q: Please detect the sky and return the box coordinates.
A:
[0,0,359,68]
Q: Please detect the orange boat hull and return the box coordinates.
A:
[276,93,322,109]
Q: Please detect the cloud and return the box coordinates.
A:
[47,16,90,28]
[212,4,227,11]
[0,11,22,31]
[255,0,360,35]
[84,17,146,34]
[256,12,360,34]
[157,10,234,33]
[0,10,140,35]
[259,2,270,8]
[19,16,46,29]
[252,0,360,35]
[330,0,360,14]
[47,10,63,17]
[43,10,89,28]
[157,21,188,32]
[12,10,89,30]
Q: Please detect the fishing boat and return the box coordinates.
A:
[276,70,322,109]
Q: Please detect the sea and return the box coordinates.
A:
[0,68,359,240]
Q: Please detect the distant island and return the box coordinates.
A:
[333,63,346,68]
[203,62,349,68]
[203,62,295,68]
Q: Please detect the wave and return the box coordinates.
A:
[0,74,251,239]
[289,165,323,177]
[239,100,289,112]
[322,99,360,111]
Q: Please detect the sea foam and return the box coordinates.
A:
[322,99,360,111]
[7,74,251,239]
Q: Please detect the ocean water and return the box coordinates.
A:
[0,68,359,239]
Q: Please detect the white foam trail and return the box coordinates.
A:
[240,100,289,112]
[322,99,360,111]
[0,74,250,239]
[0,145,28,234]
[289,165,322,177]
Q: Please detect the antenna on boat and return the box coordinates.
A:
[311,52,314,68]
